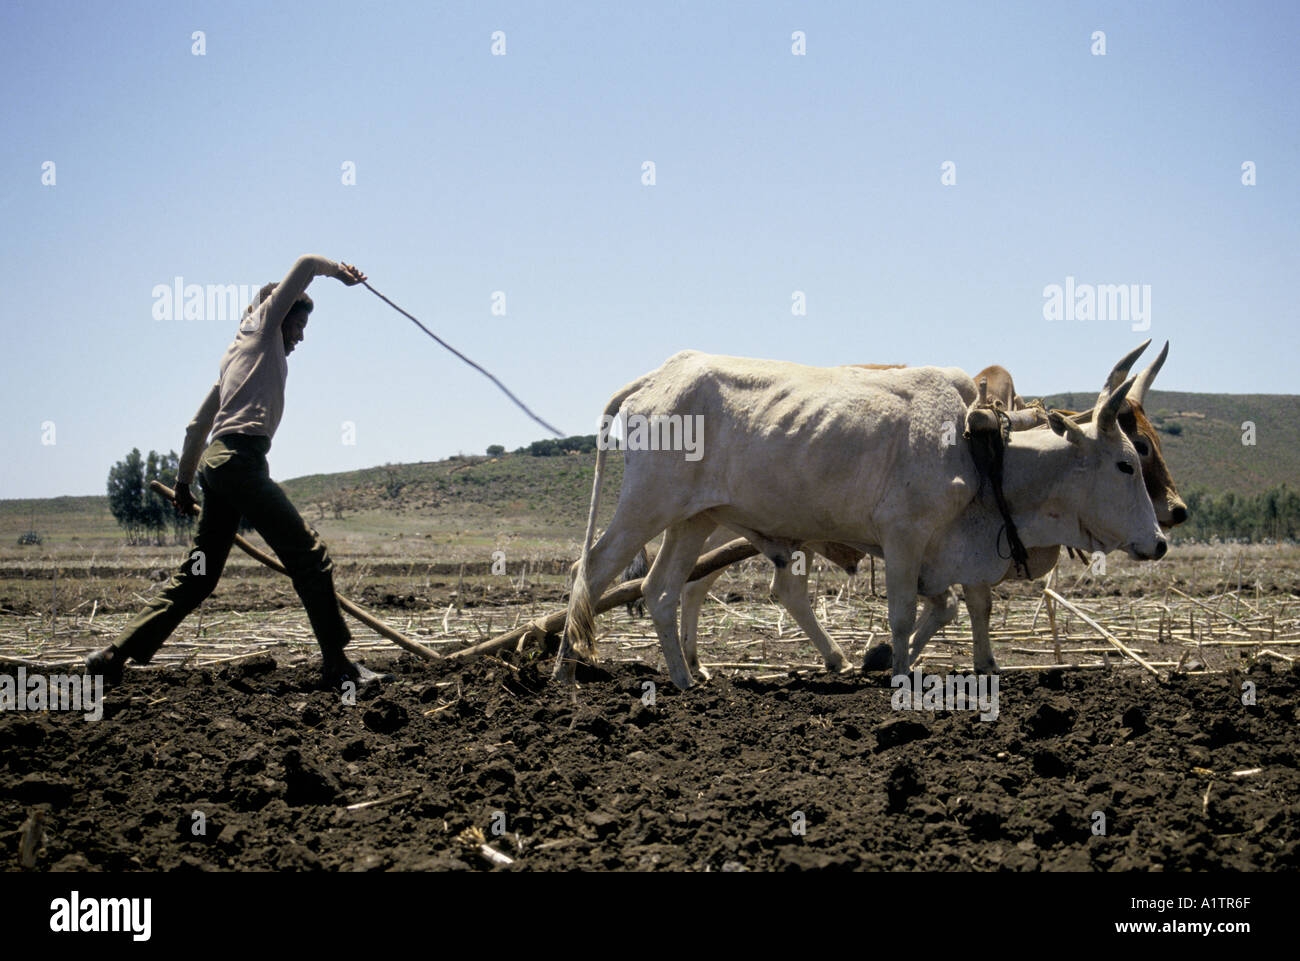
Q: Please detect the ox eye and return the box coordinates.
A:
[1117,462,1135,475]
[1135,441,1150,457]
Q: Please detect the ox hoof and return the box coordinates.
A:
[551,656,578,685]
[669,670,695,691]
[890,652,914,679]
[824,654,848,674]
[974,659,1000,676]
[689,663,713,682]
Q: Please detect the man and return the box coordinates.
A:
[86,255,388,690]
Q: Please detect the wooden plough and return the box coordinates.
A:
[450,538,759,659]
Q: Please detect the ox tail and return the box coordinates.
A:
[566,376,647,661]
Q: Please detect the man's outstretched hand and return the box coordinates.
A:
[337,262,367,286]
[173,482,199,516]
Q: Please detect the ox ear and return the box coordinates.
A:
[1128,340,1169,407]
[1097,375,1137,434]
[1101,339,1151,395]
[1048,410,1085,445]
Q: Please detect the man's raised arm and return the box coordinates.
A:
[262,255,367,333]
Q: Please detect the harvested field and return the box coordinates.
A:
[3,543,1299,872]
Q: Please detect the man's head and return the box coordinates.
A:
[246,282,314,353]
[282,293,313,354]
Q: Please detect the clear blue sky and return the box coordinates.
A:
[2,0,1296,498]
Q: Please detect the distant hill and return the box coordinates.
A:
[2,390,1296,542]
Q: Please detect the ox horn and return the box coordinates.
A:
[1097,375,1137,433]
[1128,340,1169,407]
[1101,339,1151,394]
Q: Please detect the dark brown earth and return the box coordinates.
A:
[3,649,1298,872]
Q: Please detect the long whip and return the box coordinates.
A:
[362,281,566,439]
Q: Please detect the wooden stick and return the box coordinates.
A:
[1169,586,1252,629]
[449,538,760,659]
[148,480,440,662]
[996,660,1182,673]
[702,662,802,671]
[1043,588,1162,679]
[1257,648,1295,664]
[346,789,420,811]
[478,844,514,867]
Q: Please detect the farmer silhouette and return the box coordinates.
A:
[87,256,389,690]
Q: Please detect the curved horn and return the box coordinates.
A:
[1128,340,1168,407]
[1098,375,1136,433]
[1101,339,1151,395]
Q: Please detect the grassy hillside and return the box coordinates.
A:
[0,454,628,557]
[278,452,626,535]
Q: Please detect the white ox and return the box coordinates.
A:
[555,347,1167,690]
[672,341,1179,678]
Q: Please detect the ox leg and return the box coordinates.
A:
[965,583,998,674]
[644,514,717,690]
[554,512,674,683]
[679,524,734,678]
[769,565,848,673]
[907,589,959,666]
[681,568,724,680]
[882,547,924,680]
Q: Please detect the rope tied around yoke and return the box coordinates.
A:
[965,409,1031,579]
[362,281,566,439]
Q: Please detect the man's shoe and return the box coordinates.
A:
[85,646,126,688]
[321,658,394,692]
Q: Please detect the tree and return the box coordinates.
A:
[144,449,192,544]
[108,448,195,545]
[106,449,146,544]
[141,451,168,544]
[516,434,599,457]
[486,444,505,457]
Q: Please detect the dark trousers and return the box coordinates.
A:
[113,433,351,663]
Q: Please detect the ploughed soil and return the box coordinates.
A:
[2,651,1298,872]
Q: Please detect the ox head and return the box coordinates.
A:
[1046,344,1168,561]
[1061,341,1188,530]
[1122,341,1188,529]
